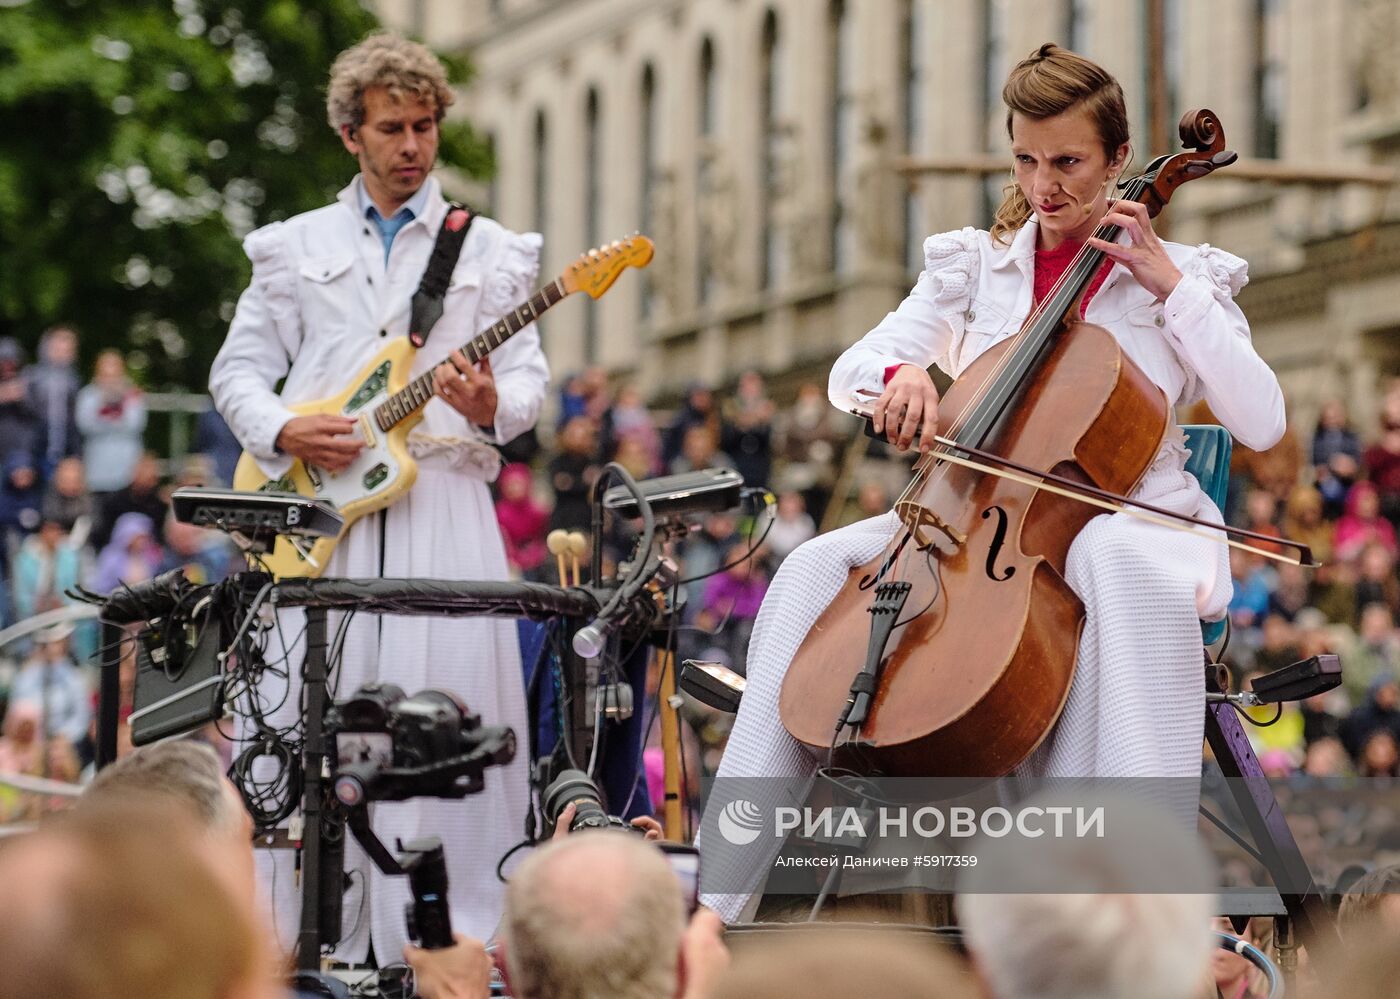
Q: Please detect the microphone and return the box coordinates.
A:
[571,619,614,660]
[571,553,672,659]
[572,586,647,659]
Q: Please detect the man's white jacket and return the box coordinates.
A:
[210,175,550,480]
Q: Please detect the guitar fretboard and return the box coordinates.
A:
[374,278,569,431]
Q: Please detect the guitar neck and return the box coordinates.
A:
[375,278,571,430]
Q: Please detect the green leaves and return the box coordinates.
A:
[0,0,491,389]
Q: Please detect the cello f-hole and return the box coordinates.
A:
[981,505,1017,582]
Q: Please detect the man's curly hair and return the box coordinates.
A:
[326,32,454,133]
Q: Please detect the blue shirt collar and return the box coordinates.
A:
[355,175,433,220]
[356,176,434,263]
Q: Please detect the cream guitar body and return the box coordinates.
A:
[231,338,421,579]
[230,234,655,579]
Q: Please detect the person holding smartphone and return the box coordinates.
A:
[405,832,726,999]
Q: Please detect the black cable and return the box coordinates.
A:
[579,463,657,649]
[1232,700,1285,728]
[674,489,775,586]
[336,868,369,950]
[495,836,536,883]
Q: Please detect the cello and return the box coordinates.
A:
[778,110,1280,778]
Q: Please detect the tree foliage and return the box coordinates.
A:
[0,0,492,389]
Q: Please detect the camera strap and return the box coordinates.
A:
[407,202,475,349]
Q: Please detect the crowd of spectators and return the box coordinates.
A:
[0,326,241,817]
[1203,386,1400,792]
[6,339,1400,994]
[4,341,1400,818]
[1,739,1397,998]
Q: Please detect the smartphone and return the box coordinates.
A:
[658,843,700,915]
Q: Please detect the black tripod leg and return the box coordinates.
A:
[297,607,331,972]
[95,619,124,770]
[1205,699,1337,958]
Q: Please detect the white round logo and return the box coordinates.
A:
[717,799,765,845]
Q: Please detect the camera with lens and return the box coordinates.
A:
[319,683,516,955]
[542,768,638,834]
[326,682,516,807]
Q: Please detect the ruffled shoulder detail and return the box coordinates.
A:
[1183,244,1249,299]
[242,221,287,276]
[482,225,544,322]
[921,225,979,317]
[241,222,297,330]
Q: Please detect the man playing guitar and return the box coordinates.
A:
[210,31,549,961]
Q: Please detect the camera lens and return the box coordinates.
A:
[333,773,367,808]
[542,769,612,831]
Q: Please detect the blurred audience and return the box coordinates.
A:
[0,798,278,999]
[495,832,728,999]
[1335,482,1396,563]
[90,511,162,594]
[1312,399,1361,520]
[496,463,550,577]
[958,793,1217,999]
[75,348,146,495]
[0,338,38,466]
[763,492,816,565]
[7,624,89,745]
[548,416,602,534]
[94,450,166,549]
[722,370,775,488]
[24,325,81,479]
[712,926,974,999]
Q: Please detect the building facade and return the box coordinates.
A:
[379,0,1400,430]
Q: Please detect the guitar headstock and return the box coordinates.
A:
[561,234,655,299]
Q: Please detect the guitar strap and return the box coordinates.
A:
[407,202,476,349]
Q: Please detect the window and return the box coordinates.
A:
[980,0,1010,227]
[483,131,497,215]
[583,88,601,361]
[760,10,785,289]
[531,109,548,338]
[698,37,718,306]
[1066,0,1092,54]
[532,109,548,237]
[1253,0,1283,158]
[900,0,925,272]
[640,64,658,321]
[830,0,855,274]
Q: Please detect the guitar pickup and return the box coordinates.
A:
[362,463,389,491]
[358,413,378,449]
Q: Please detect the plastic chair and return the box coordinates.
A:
[1180,424,1233,644]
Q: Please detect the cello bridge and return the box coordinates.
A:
[896,501,967,550]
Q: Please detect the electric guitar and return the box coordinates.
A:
[231,234,655,579]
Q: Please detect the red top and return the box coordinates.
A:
[1033,237,1112,309]
[882,237,1114,386]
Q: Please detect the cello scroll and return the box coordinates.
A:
[1134,108,1238,218]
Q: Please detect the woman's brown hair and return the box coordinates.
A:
[991,43,1131,244]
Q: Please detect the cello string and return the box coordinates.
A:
[877,211,1123,574]
[907,177,1145,482]
[876,180,1141,580]
[890,199,1130,508]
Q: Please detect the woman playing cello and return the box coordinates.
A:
[700,44,1285,921]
